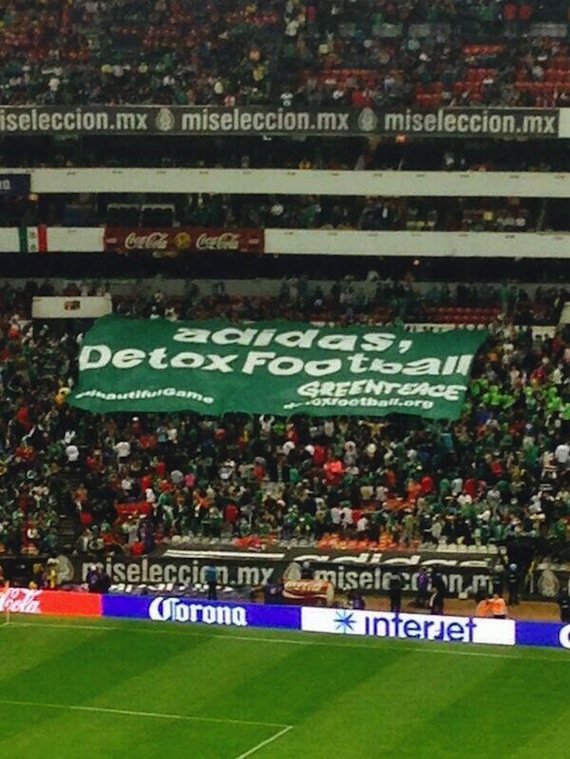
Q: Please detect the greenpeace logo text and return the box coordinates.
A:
[149,597,248,627]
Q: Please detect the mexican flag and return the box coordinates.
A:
[18,226,48,253]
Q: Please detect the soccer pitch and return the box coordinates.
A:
[0,617,568,759]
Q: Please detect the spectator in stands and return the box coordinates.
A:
[0,0,567,108]
[86,563,111,593]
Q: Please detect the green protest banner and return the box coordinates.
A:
[69,316,488,419]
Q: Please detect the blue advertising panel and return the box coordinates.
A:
[516,621,570,650]
[0,174,30,195]
[103,594,302,631]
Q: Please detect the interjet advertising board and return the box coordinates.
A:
[301,608,516,646]
[103,594,301,630]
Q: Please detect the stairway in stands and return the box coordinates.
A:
[57,513,82,554]
[56,468,84,554]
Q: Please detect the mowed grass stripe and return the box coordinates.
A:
[508,705,570,759]
[0,625,117,744]
[0,625,212,706]
[408,656,570,759]
[0,625,107,682]
[84,634,303,720]
[259,646,508,759]
[0,703,274,759]
[0,627,297,756]
[205,637,412,727]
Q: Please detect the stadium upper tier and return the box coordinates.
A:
[0,0,568,107]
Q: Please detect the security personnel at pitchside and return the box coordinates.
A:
[475,593,508,619]
[475,594,494,618]
[430,567,447,615]
[205,564,218,602]
[559,588,570,623]
[507,563,520,606]
[300,561,314,580]
[491,593,507,619]
[388,571,404,613]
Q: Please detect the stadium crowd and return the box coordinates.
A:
[0,0,568,594]
[2,134,569,172]
[0,0,568,108]
[0,192,548,233]
[0,277,569,571]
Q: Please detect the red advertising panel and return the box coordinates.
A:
[282,580,335,607]
[0,588,102,617]
[104,227,264,255]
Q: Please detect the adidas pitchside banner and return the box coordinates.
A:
[69,316,488,419]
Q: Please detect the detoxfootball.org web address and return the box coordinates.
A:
[72,389,434,411]
[283,397,435,410]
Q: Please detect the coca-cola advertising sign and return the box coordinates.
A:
[0,587,42,614]
[0,588,102,617]
[104,227,264,255]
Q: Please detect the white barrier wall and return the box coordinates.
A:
[23,167,570,197]
[0,227,568,257]
[265,229,570,257]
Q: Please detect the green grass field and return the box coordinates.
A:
[0,616,568,758]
